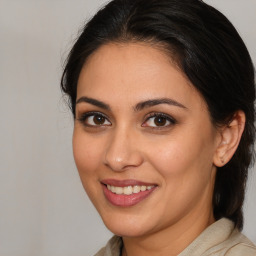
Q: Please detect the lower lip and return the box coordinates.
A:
[102,185,157,207]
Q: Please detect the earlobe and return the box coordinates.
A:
[213,110,245,167]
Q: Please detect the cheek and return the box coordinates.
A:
[147,143,188,183]
[146,130,215,182]
[146,136,192,171]
[145,135,216,217]
[72,130,102,180]
[72,130,106,209]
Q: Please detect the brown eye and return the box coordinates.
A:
[154,116,167,126]
[143,113,176,128]
[78,112,111,126]
[93,115,106,125]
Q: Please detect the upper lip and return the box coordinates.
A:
[101,179,157,187]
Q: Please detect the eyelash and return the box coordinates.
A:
[77,112,110,127]
[77,111,176,129]
[143,112,176,128]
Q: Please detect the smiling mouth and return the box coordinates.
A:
[106,184,155,195]
[101,180,157,207]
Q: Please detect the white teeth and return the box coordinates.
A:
[133,185,140,194]
[115,187,123,195]
[123,186,133,195]
[106,184,155,195]
[110,186,115,193]
[141,185,146,191]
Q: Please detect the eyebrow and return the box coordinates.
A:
[134,98,187,111]
[76,96,187,111]
[76,96,110,110]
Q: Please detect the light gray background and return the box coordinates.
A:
[0,0,255,255]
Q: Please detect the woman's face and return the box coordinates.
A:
[73,43,221,237]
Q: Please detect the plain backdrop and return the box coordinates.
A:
[0,0,255,255]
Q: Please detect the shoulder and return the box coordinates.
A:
[223,231,256,256]
[94,236,122,256]
[94,247,105,256]
[225,244,256,256]
[205,224,256,256]
[179,218,256,256]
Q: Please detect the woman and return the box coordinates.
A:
[61,0,256,255]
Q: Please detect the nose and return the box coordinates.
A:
[104,128,144,171]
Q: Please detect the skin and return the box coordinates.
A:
[73,42,238,256]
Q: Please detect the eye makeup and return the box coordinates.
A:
[142,112,177,128]
[77,111,111,127]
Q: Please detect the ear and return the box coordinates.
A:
[213,110,245,167]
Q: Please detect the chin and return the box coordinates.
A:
[106,223,147,238]
[100,211,152,237]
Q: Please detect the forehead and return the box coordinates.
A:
[77,42,204,110]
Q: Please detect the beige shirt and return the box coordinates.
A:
[94,218,256,256]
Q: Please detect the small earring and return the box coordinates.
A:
[220,157,225,164]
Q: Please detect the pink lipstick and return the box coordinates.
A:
[101,179,157,207]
